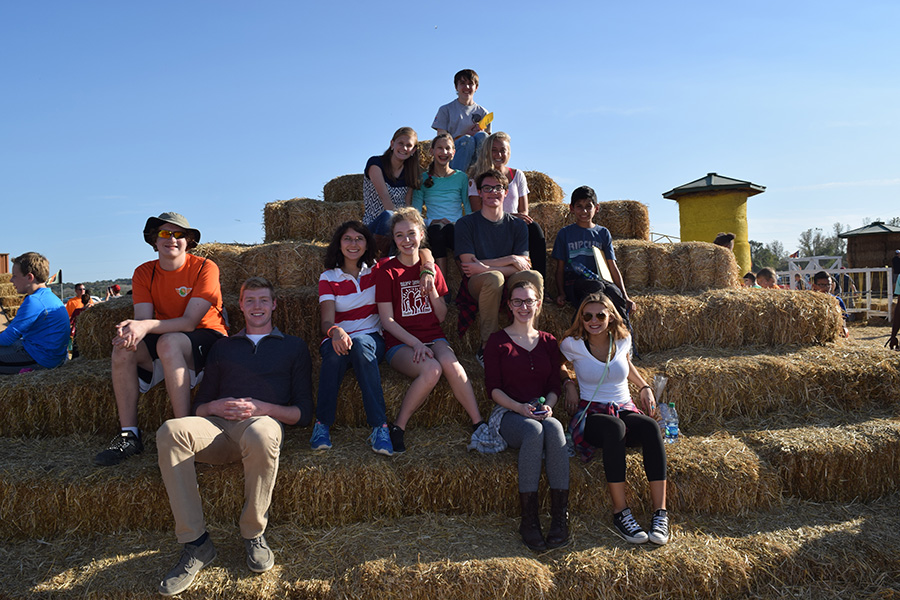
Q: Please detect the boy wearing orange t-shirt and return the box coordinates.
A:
[94,212,227,467]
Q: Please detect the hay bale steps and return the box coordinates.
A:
[2,496,898,599]
[6,338,890,439]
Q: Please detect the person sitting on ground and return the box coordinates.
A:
[155,276,312,596]
[363,126,422,254]
[756,267,778,289]
[65,283,88,317]
[552,185,635,324]
[812,270,849,338]
[312,220,436,456]
[0,252,69,374]
[743,272,761,288]
[561,292,668,545]
[94,212,228,467]
[376,208,485,453]
[455,168,543,366]
[431,68,491,171]
[468,132,547,279]
[483,280,569,551]
[713,232,735,250]
[411,132,471,281]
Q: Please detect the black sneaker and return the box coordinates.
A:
[648,508,669,545]
[244,534,275,573]
[158,536,217,596]
[475,348,484,368]
[94,431,143,466]
[613,507,648,544]
[389,424,406,453]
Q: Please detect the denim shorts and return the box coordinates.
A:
[385,337,449,363]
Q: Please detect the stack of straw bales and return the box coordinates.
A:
[323,174,363,204]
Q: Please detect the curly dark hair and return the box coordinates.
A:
[323,221,377,270]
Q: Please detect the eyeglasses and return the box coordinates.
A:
[582,312,609,322]
[157,230,186,239]
[510,298,537,308]
[479,185,505,193]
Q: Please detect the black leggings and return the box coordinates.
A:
[583,411,666,483]
[527,220,546,279]
[426,222,455,259]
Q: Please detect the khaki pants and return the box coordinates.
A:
[157,415,283,543]
[468,269,543,345]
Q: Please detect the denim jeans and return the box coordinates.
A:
[368,209,394,237]
[316,332,387,427]
[450,131,488,171]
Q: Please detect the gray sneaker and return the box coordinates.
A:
[158,537,216,596]
[244,534,274,573]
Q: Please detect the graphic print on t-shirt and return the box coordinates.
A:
[400,280,431,317]
[175,286,193,298]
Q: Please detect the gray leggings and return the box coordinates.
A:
[500,412,570,492]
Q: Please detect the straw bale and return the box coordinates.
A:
[744,418,900,502]
[73,296,132,359]
[612,240,740,293]
[417,139,432,171]
[240,241,329,290]
[0,282,16,296]
[612,240,651,291]
[263,197,363,243]
[191,242,255,295]
[4,305,18,318]
[339,557,554,600]
[523,170,564,203]
[324,173,364,204]
[0,272,10,283]
[636,343,900,433]
[0,294,24,309]
[598,200,651,241]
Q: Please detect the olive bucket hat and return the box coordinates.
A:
[143,212,201,249]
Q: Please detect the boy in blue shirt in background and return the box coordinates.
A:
[0,252,70,374]
[552,186,635,321]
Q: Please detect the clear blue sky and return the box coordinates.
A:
[3,1,898,282]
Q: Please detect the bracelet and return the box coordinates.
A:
[639,385,652,393]
[326,325,340,337]
[420,268,435,277]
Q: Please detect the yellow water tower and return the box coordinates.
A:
[663,173,765,275]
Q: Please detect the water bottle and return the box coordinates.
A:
[569,260,602,281]
[662,402,679,444]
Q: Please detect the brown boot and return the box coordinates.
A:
[519,492,547,551]
[546,488,570,549]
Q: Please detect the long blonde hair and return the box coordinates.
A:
[562,293,628,341]
[468,131,511,180]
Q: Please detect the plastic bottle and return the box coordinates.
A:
[662,402,679,444]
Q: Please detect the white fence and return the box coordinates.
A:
[776,267,893,322]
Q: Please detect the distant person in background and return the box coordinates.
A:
[94,212,227,467]
[713,232,735,251]
[431,68,491,171]
[812,271,849,338]
[793,274,807,290]
[0,252,70,374]
[756,267,778,289]
[65,283,88,317]
[889,271,900,350]
[468,132,547,279]
[105,284,122,301]
[893,250,900,289]
[69,288,93,359]
[743,272,761,288]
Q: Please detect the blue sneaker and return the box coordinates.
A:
[370,425,394,456]
[310,422,332,450]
